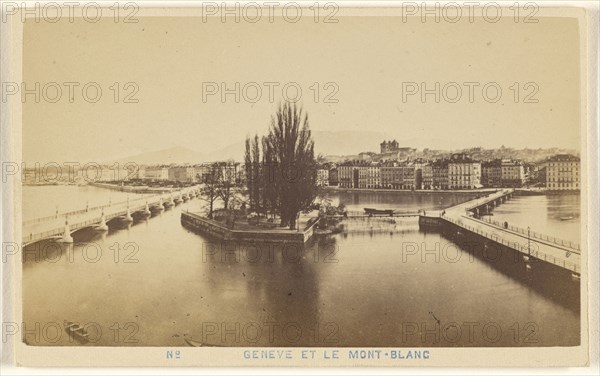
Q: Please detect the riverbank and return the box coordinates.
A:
[90,182,198,194]
[323,186,580,196]
[515,188,580,196]
[323,187,496,195]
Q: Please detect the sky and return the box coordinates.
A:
[22,8,583,163]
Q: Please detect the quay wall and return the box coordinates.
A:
[181,212,317,244]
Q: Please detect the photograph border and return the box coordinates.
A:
[1,1,598,370]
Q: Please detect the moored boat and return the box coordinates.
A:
[363,208,394,215]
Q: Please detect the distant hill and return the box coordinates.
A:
[312,130,388,156]
[105,146,205,165]
[107,130,393,165]
[104,131,575,166]
[201,130,392,161]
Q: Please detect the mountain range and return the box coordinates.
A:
[106,130,394,165]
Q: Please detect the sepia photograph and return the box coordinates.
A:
[1,0,598,370]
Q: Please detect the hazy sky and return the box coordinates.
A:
[23,9,582,163]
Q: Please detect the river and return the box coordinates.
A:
[21,186,581,347]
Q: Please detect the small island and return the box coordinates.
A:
[182,101,322,243]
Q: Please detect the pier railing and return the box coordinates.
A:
[442,216,578,273]
[479,216,580,252]
[341,210,420,218]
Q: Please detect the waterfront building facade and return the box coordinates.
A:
[144,166,170,181]
[432,159,449,190]
[421,164,434,190]
[482,159,502,187]
[168,166,195,183]
[501,159,525,187]
[338,164,356,188]
[448,153,482,189]
[542,154,580,190]
[328,167,339,187]
[316,169,330,187]
[380,163,416,190]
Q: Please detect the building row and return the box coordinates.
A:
[138,163,240,184]
[328,153,483,190]
[317,153,580,191]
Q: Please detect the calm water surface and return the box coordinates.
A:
[22,187,581,347]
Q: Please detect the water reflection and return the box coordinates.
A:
[22,188,580,347]
[483,193,580,244]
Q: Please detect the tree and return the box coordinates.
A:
[262,135,279,220]
[244,138,253,210]
[251,134,261,213]
[265,102,318,230]
[217,161,239,210]
[200,163,221,219]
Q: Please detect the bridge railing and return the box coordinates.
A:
[22,187,199,227]
[24,226,64,243]
[442,216,578,273]
[464,190,513,211]
[479,217,580,252]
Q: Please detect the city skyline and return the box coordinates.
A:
[21,133,580,166]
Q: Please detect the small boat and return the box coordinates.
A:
[185,338,203,347]
[184,338,225,347]
[364,208,394,215]
[560,216,574,221]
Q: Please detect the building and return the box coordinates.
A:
[381,163,403,189]
[380,140,400,154]
[195,163,238,183]
[316,169,329,187]
[380,162,416,190]
[168,166,196,183]
[543,154,580,191]
[135,166,146,180]
[338,164,356,188]
[328,167,339,187]
[421,164,433,190]
[357,165,380,189]
[500,159,525,187]
[144,166,169,181]
[448,153,481,189]
[432,159,449,190]
[401,165,416,189]
[380,165,401,189]
[481,159,502,187]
